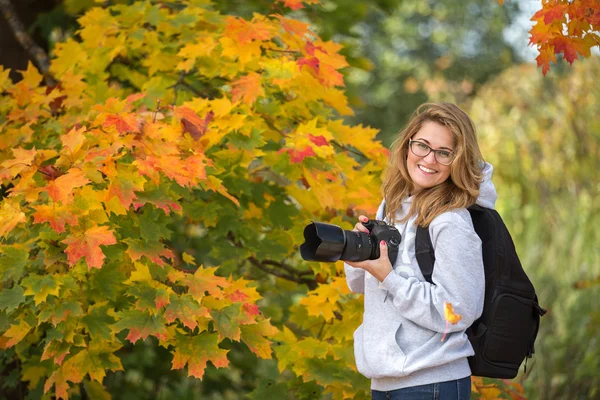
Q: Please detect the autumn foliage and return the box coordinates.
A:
[528,0,600,75]
[0,0,388,398]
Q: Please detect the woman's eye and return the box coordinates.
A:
[416,142,429,150]
[438,150,451,158]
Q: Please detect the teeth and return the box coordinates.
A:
[418,165,436,173]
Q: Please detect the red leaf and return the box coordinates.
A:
[533,3,567,25]
[62,225,117,269]
[308,134,329,146]
[553,36,580,64]
[278,146,315,163]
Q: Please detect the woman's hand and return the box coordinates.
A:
[345,215,393,282]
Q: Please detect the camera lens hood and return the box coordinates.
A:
[300,222,346,262]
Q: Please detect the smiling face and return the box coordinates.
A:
[407,120,455,195]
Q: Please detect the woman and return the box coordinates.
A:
[344,102,497,399]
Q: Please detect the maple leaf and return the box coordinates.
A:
[168,266,230,301]
[278,146,316,163]
[0,147,37,179]
[553,36,581,64]
[309,134,329,146]
[32,204,78,234]
[0,200,26,238]
[164,294,207,330]
[240,319,279,359]
[45,168,90,204]
[104,164,146,209]
[210,303,256,341]
[224,16,276,44]
[231,73,265,104]
[61,125,87,155]
[41,340,71,365]
[533,3,567,25]
[175,107,214,140]
[103,113,140,134]
[171,332,229,379]
[124,238,175,267]
[21,274,63,305]
[112,310,168,343]
[275,14,311,37]
[536,44,558,76]
[62,225,117,269]
[1,319,32,348]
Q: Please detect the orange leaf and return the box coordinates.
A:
[45,168,90,204]
[103,113,140,134]
[224,16,275,44]
[536,44,557,75]
[533,3,567,25]
[278,0,321,11]
[231,73,264,104]
[32,204,78,234]
[174,107,214,140]
[0,200,26,238]
[62,225,117,269]
[0,147,37,179]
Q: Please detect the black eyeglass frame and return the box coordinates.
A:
[408,139,456,166]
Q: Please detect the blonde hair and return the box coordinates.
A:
[382,102,483,226]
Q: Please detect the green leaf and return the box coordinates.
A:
[81,305,116,341]
[210,303,243,341]
[137,207,173,242]
[0,285,25,312]
[0,245,29,283]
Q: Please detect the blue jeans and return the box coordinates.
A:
[371,376,471,400]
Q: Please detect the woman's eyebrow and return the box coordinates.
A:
[413,138,453,151]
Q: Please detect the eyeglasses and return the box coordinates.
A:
[409,139,455,166]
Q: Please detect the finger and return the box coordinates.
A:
[353,223,370,233]
[379,240,389,260]
[358,215,368,223]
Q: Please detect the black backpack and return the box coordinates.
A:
[414,205,546,379]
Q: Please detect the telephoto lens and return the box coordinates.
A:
[300,219,401,266]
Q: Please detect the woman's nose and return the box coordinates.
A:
[423,151,437,164]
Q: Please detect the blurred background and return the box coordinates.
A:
[1,0,598,399]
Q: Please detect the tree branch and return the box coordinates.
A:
[0,0,56,86]
[248,257,317,290]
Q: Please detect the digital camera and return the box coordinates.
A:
[300,219,401,266]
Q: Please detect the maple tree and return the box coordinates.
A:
[0,0,384,398]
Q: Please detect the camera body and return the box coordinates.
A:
[300,218,401,266]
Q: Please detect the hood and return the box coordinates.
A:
[476,162,497,209]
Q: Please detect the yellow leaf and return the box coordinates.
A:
[21,364,49,389]
[0,200,26,238]
[2,319,32,348]
[19,62,44,88]
[125,262,153,284]
[182,252,195,264]
[444,301,462,324]
[0,65,11,92]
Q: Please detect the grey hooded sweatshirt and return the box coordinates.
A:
[345,162,497,391]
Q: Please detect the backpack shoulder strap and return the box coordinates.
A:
[415,225,435,284]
